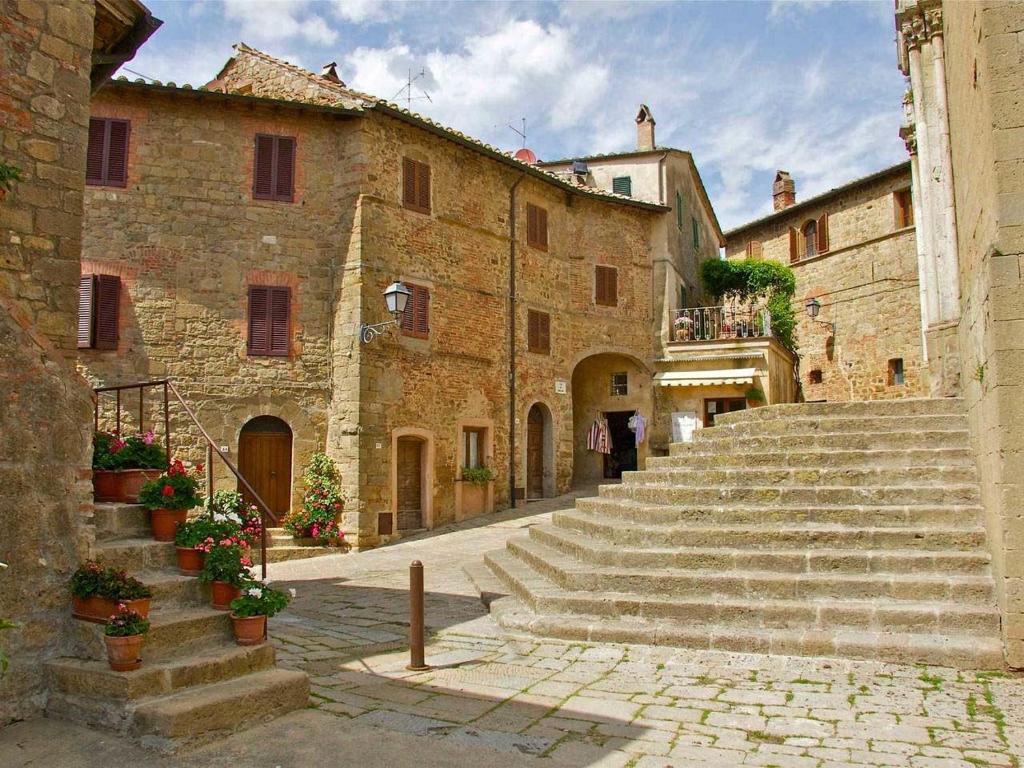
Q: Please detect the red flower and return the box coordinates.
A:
[161,485,174,497]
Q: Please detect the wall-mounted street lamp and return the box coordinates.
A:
[805,297,836,335]
[359,281,412,344]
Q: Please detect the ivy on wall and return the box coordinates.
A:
[699,258,798,352]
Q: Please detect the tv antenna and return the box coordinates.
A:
[392,68,433,110]
[507,117,527,148]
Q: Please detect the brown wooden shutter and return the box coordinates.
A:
[416,162,430,212]
[78,274,95,348]
[94,274,120,350]
[268,286,290,356]
[817,213,829,253]
[106,120,129,187]
[248,286,270,354]
[275,137,295,201]
[86,120,106,185]
[596,266,618,306]
[402,157,417,208]
[526,204,537,246]
[527,310,549,354]
[539,312,550,353]
[400,283,429,338]
[788,228,799,262]
[253,136,275,199]
[538,207,548,249]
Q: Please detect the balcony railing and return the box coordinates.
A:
[671,306,772,343]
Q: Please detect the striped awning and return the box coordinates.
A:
[654,368,757,387]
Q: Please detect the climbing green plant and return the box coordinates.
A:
[699,258,798,351]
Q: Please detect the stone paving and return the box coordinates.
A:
[264,490,1024,768]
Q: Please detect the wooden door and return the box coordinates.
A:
[396,437,423,530]
[527,405,545,499]
[238,431,291,523]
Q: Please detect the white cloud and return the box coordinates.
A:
[223,0,338,45]
[329,0,395,24]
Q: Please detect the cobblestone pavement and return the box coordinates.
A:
[266,491,1024,768]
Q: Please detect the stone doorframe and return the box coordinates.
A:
[521,400,557,499]
[389,427,435,531]
[454,418,495,521]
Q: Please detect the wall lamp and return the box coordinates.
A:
[805,297,836,335]
[359,281,412,344]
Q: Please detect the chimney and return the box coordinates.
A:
[636,104,656,151]
[320,62,342,84]
[773,170,796,211]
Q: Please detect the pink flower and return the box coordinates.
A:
[142,431,155,445]
[241,557,252,567]
[111,438,126,453]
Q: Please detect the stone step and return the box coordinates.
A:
[647,447,975,470]
[704,414,966,438]
[489,597,1003,669]
[529,523,991,575]
[553,509,986,550]
[670,430,970,455]
[94,536,176,572]
[711,397,965,424]
[622,465,977,488]
[485,548,1000,638]
[508,535,994,603]
[253,545,338,564]
[94,503,151,541]
[46,642,276,701]
[71,606,232,663]
[599,482,981,507]
[573,496,984,528]
[134,570,205,608]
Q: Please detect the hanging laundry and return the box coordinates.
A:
[586,417,612,454]
[630,411,647,446]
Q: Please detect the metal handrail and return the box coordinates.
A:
[93,378,272,579]
[671,305,772,342]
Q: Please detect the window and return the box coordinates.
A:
[704,397,746,427]
[253,134,296,202]
[247,285,290,356]
[809,369,823,384]
[675,191,684,230]
[802,220,818,258]
[745,240,763,259]
[526,203,548,251]
[679,284,688,309]
[612,176,632,197]
[789,214,829,261]
[86,118,129,187]
[78,274,120,349]
[888,358,905,386]
[691,216,700,249]
[463,427,486,469]
[595,265,618,307]
[611,372,628,396]
[527,310,550,354]
[402,156,431,214]
[894,188,914,228]
[400,283,430,338]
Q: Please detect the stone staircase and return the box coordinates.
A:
[257,527,337,563]
[481,398,1004,669]
[45,502,309,751]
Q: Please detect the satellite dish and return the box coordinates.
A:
[514,147,538,165]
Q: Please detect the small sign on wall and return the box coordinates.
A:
[554,379,567,395]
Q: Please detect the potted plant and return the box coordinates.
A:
[93,431,168,503]
[460,465,494,517]
[282,453,344,545]
[673,315,692,342]
[199,540,253,610]
[207,490,264,547]
[138,459,203,541]
[0,161,22,203]
[103,603,150,672]
[173,516,219,575]
[228,581,290,646]
[70,561,152,623]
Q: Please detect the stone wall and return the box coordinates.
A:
[941,0,1024,666]
[0,0,97,723]
[725,166,928,401]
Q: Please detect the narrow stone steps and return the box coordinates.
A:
[670,430,971,455]
[507,536,993,602]
[647,447,975,470]
[133,569,205,608]
[71,607,232,663]
[600,482,980,507]
[622,465,977,487]
[94,536,177,571]
[530,523,991,575]
[94,502,151,541]
[252,545,338,564]
[46,642,276,701]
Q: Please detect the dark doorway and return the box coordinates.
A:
[527,404,545,499]
[238,415,292,523]
[703,397,746,427]
[396,436,424,531]
[603,411,637,480]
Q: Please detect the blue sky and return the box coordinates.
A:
[126,0,908,229]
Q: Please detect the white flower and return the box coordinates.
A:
[288,588,297,598]
[246,587,263,597]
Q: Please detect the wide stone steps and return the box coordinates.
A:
[507,536,993,602]
[599,482,980,507]
[530,523,991,575]
[670,430,971,455]
[95,536,177,572]
[622,465,977,488]
[647,447,975,470]
[94,502,151,541]
[711,398,965,420]
[701,414,964,437]
[71,607,233,663]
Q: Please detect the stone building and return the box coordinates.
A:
[896,0,1024,666]
[79,45,676,550]
[725,162,927,402]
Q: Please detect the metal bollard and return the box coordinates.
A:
[407,560,429,671]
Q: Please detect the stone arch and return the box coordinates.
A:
[237,414,293,522]
[390,427,435,533]
[523,400,556,499]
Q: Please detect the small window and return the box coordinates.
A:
[253,134,296,202]
[894,188,914,228]
[612,176,632,197]
[888,358,905,386]
[402,157,431,214]
[78,274,120,349]
[400,283,430,339]
[809,369,823,384]
[86,118,129,187]
[595,265,618,307]
[463,427,486,469]
[526,203,548,251]
[691,216,700,249]
[247,285,290,356]
[802,220,818,258]
[745,240,763,259]
[527,310,550,354]
[679,284,688,309]
[675,191,683,230]
[790,214,829,261]
[611,372,628,396]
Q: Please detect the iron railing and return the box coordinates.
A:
[93,379,272,579]
[670,305,772,343]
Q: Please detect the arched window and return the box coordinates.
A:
[802,219,818,258]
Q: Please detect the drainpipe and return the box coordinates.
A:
[508,173,526,508]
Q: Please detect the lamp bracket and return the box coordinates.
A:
[359,317,400,344]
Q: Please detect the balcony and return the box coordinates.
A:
[670,306,771,343]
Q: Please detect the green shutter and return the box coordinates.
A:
[675,191,683,230]
[691,216,699,249]
[612,176,632,197]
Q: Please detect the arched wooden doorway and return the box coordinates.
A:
[396,435,426,531]
[238,415,292,523]
[526,402,553,500]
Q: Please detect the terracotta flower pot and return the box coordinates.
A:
[230,614,267,646]
[93,469,163,503]
[150,508,188,541]
[72,595,151,623]
[210,580,241,611]
[175,547,205,576]
[105,633,144,671]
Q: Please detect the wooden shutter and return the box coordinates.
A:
[106,120,129,187]
[253,136,275,199]
[402,157,417,208]
[538,206,547,249]
[248,286,270,354]
[416,161,430,212]
[86,120,106,185]
[526,204,537,246]
[78,274,95,348]
[94,274,120,350]
[788,228,798,262]
[595,266,617,307]
[816,213,829,253]
[402,158,430,214]
[527,310,549,354]
[527,204,547,250]
[268,287,290,356]
[538,312,550,353]
[400,283,429,338]
[275,137,295,202]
